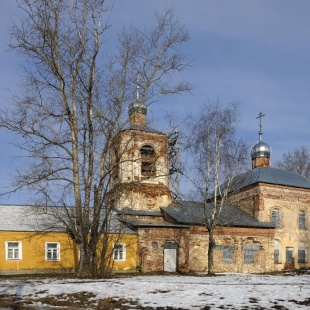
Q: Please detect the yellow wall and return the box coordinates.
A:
[0,231,78,274]
[0,231,138,275]
[109,233,138,272]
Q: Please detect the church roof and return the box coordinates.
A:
[122,123,165,135]
[119,218,189,229]
[117,208,163,217]
[230,167,310,192]
[162,200,274,228]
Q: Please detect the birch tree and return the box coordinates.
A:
[0,0,191,278]
[275,146,310,179]
[185,101,247,275]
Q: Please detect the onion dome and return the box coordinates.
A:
[251,131,271,160]
[128,101,148,117]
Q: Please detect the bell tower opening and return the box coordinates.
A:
[140,145,157,177]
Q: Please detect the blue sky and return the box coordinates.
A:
[0,0,310,203]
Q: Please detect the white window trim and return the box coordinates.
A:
[6,241,22,260]
[113,243,126,262]
[45,242,60,261]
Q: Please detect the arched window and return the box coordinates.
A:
[272,209,280,228]
[299,211,306,229]
[140,145,156,177]
[112,148,120,179]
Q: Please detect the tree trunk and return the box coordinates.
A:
[76,243,92,278]
[208,228,216,275]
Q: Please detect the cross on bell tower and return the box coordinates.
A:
[128,74,148,127]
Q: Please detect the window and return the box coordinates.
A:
[299,211,306,229]
[140,145,156,177]
[243,244,260,264]
[298,243,306,264]
[274,240,281,264]
[46,243,60,261]
[272,209,280,227]
[298,250,306,263]
[274,250,280,264]
[6,241,22,260]
[113,244,126,261]
[112,148,120,179]
[244,250,255,264]
[215,246,234,263]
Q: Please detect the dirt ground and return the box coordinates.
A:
[0,293,189,310]
[1,292,309,310]
[0,292,187,310]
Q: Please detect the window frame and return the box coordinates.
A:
[243,244,260,264]
[45,242,60,261]
[274,249,280,264]
[6,241,22,260]
[244,249,255,264]
[298,249,306,264]
[215,245,234,264]
[298,242,306,264]
[298,211,306,230]
[113,243,126,262]
[271,209,280,228]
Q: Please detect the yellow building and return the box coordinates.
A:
[0,205,137,275]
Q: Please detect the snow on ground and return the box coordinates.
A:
[1,273,310,309]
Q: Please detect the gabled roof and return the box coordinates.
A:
[230,167,310,192]
[0,205,136,234]
[162,200,274,228]
[0,205,63,232]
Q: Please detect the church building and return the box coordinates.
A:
[107,98,310,274]
[0,97,309,275]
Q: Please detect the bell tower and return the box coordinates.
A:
[108,87,172,211]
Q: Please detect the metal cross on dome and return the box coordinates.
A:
[256,112,265,132]
[136,73,140,102]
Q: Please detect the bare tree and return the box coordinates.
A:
[0,0,191,278]
[275,146,310,179]
[185,101,248,275]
